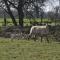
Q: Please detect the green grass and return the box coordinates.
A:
[0,18,52,26]
[0,38,60,60]
[0,18,60,26]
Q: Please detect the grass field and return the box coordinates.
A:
[0,18,60,26]
[0,38,60,60]
[0,18,52,26]
[0,18,60,60]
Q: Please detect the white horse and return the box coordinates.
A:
[28,24,49,42]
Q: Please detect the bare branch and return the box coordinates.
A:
[0,5,8,14]
[8,0,17,9]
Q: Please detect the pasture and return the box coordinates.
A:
[0,18,60,27]
[0,18,60,60]
[0,38,60,60]
[0,18,55,26]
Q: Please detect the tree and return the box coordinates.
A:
[3,11,7,26]
[0,0,17,26]
[36,0,46,24]
[48,11,55,23]
[0,0,47,27]
[54,6,59,26]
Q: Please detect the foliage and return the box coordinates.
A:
[0,0,47,26]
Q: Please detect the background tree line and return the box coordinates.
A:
[0,0,60,26]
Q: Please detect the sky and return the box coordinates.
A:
[0,0,59,12]
[45,0,59,12]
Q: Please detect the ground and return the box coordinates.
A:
[0,18,60,60]
[0,18,57,26]
[0,38,60,60]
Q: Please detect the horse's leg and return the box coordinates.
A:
[41,36,43,42]
[46,35,49,43]
[33,35,36,41]
[27,34,31,40]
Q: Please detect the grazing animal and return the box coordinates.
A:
[28,24,49,42]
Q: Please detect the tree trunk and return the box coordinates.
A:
[18,0,24,27]
[35,5,39,18]
[3,13,7,26]
[3,0,17,26]
[18,8,24,27]
[40,11,44,24]
[41,12,43,24]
